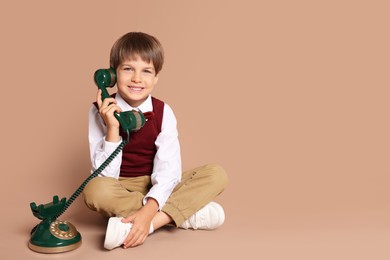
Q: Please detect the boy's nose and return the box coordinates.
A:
[131,72,142,83]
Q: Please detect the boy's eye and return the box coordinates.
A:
[144,70,152,74]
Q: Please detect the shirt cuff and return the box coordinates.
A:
[103,136,123,154]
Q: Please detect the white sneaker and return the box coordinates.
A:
[104,217,132,250]
[180,202,225,230]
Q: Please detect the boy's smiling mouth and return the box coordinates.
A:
[128,85,145,93]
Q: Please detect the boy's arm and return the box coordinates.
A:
[143,103,182,209]
[88,104,122,178]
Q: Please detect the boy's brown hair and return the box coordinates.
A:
[110,32,164,75]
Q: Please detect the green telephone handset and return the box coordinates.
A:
[28,68,146,254]
[94,68,145,133]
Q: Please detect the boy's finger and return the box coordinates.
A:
[126,235,140,248]
[96,90,116,108]
[124,229,139,247]
[101,97,116,109]
[123,234,134,248]
[133,235,146,247]
[115,105,122,113]
[100,104,118,115]
[128,233,146,248]
[96,89,102,107]
[122,215,135,223]
[99,102,117,116]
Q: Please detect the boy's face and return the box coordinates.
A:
[116,55,158,107]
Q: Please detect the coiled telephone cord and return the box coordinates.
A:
[54,131,129,219]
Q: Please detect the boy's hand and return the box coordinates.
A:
[122,199,159,248]
[96,89,122,142]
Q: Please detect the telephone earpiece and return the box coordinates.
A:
[93,68,145,133]
[94,68,117,100]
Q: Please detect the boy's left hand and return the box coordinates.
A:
[121,199,158,248]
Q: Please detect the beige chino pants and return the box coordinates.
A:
[82,164,228,226]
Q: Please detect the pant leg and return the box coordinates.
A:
[82,176,151,218]
[162,163,228,226]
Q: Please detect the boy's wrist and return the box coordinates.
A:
[105,127,121,142]
[143,198,159,212]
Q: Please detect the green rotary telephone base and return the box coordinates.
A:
[28,219,82,254]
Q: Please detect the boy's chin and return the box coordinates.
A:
[123,95,148,107]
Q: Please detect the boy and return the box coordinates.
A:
[83,32,228,250]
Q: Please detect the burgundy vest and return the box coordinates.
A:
[94,95,164,177]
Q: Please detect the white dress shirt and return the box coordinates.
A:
[88,93,182,210]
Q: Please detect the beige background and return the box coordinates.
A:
[1,0,389,259]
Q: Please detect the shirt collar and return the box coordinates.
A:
[115,93,153,113]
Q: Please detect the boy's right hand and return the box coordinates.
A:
[96,89,122,142]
